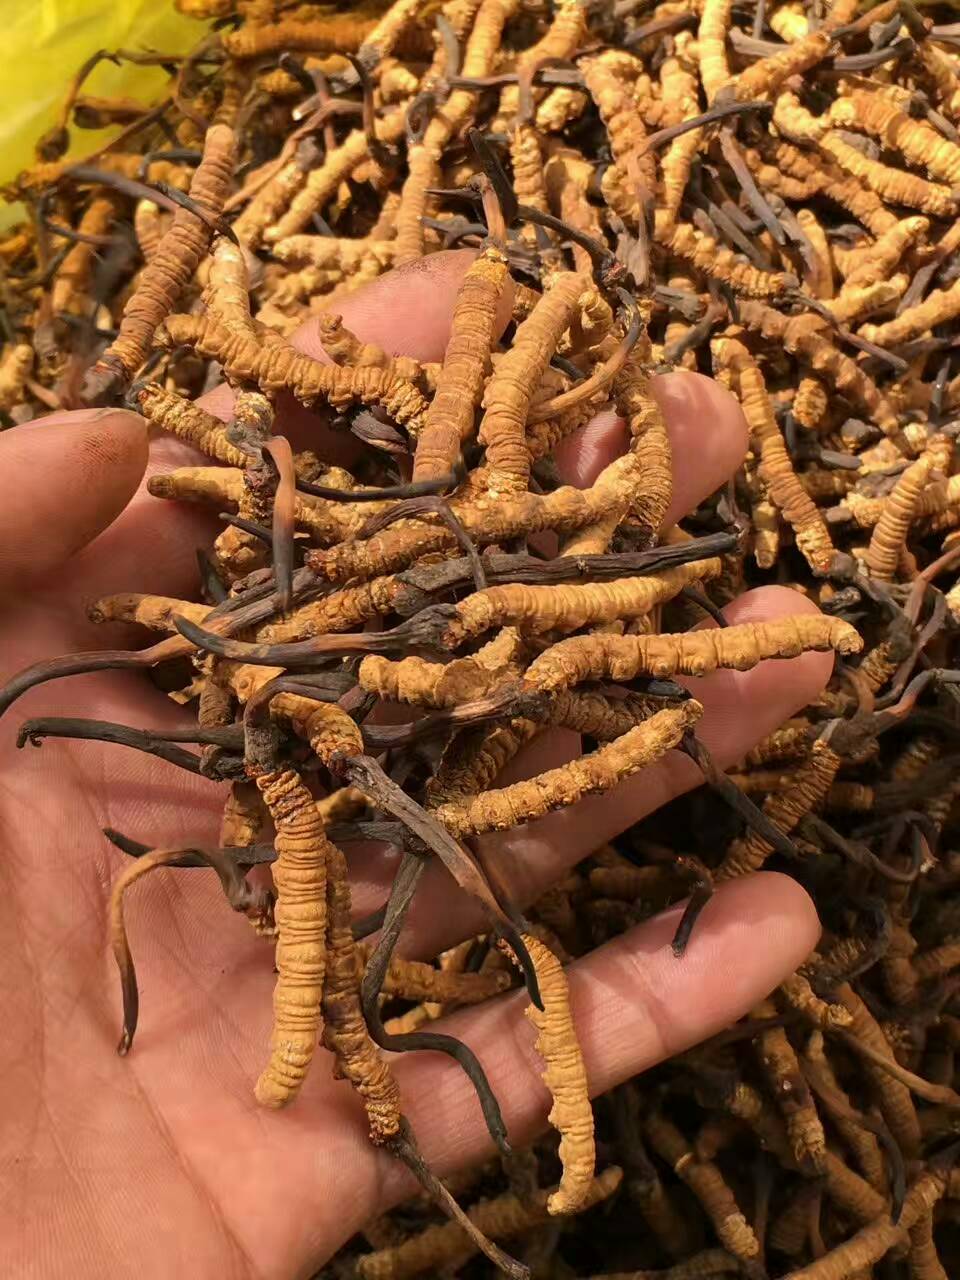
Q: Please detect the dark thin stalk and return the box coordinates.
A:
[642,101,772,153]
[219,512,274,544]
[717,127,786,246]
[19,716,246,782]
[798,815,922,884]
[468,128,518,228]
[689,169,771,269]
[105,820,405,872]
[112,841,271,1053]
[178,540,737,665]
[404,90,437,145]
[623,11,697,43]
[670,856,715,957]
[800,1064,907,1222]
[41,219,117,247]
[664,300,726,363]
[350,409,410,455]
[516,204,625,288]
[653,284,705,320]
[680,587,729,628]
[346,53,398,173]
[0,637,190,720]
[196,548,228,604]
[900,257,942,313]
[385,1119,529,1280]
[931,357,952,425]
[362,685,534,750]
[435,219,486,249]
[837,327,908,374]
[276,52,317,98]
[832,37,914,71]
[728,30,784,56]
[17,716,241,767]
[360,851,513,1156]
[65,166,237,243]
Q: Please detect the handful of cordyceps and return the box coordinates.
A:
[6,0,960,1275]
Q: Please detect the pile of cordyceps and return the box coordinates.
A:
[7,0,960,1274]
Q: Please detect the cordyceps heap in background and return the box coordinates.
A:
[7,0,960,1274]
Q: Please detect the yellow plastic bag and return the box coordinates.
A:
[0,1,203,193]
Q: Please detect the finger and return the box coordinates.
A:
[68,437,224,614]
[0,409,147,594]
[552,371,749,530]
[379,872,819,1203]
[346,586,834,957]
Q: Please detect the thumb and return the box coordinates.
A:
[0,408,148,593]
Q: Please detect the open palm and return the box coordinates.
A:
[0,252,823,1280]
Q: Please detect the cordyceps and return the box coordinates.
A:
[6,0,960,1276]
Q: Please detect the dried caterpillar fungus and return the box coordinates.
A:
[249,765,331,1108]
[502,934,595,1215]
[733,0,857,102]
[413,243,510,483]
[713,335,835,574]
[322,840,402,1143]
[433,702,703,837]
[479,272,586,494]
[864,455,937,581]
[436,559,723,647]
[155,315,429,425]
[524,616,861,691]
[84,125,236,401]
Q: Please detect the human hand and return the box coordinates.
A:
[0,251,823,1279]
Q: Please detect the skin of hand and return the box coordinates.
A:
[0,251,824,1280]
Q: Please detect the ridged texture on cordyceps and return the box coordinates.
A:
[86,125,235,396]
[733,0,857,103]
[716,739,841,880]
[865,455,936,581]
[479,272,586,494]
[157,314,429,427]
[714,334,835,575]
[413,245,510,483]
[356,1168,623,1280]
[503,933,595,1214]
[433,702,702,839]
[322,840,402,1144]
[444,559,721,646]
[524,616,862,691]
[251,766,331,1108]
